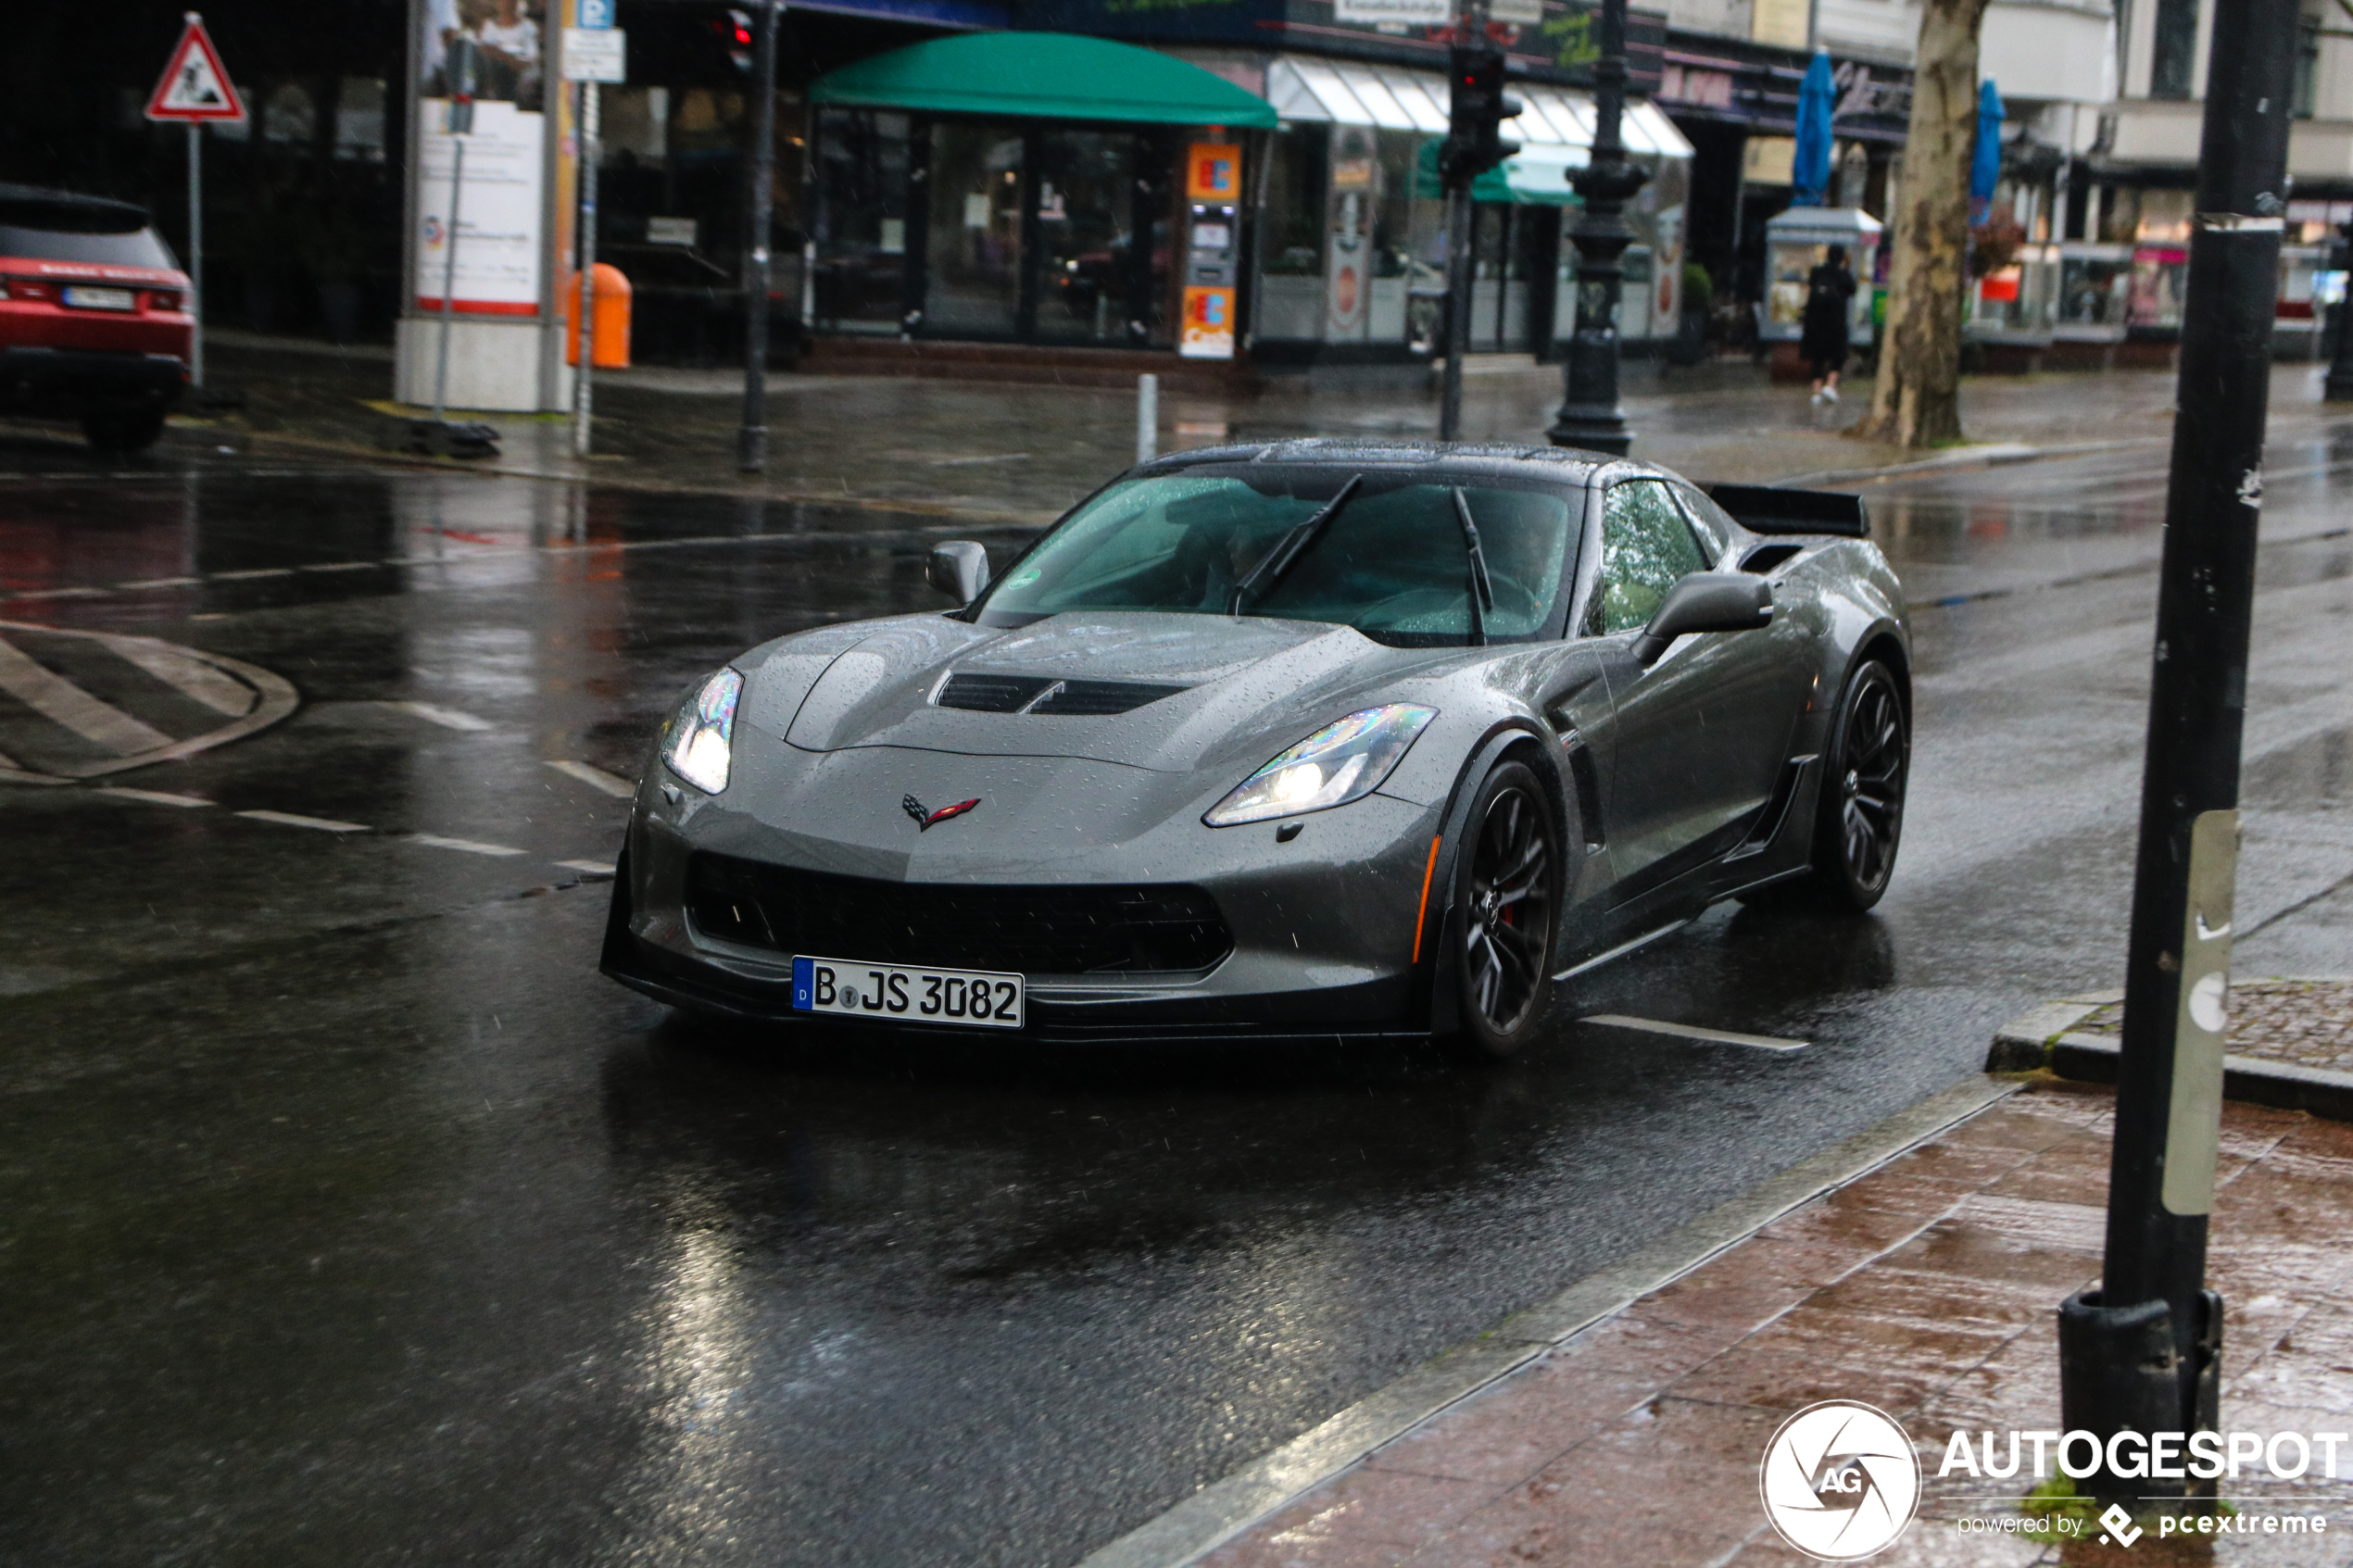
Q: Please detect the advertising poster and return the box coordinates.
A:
[411,0,550,315]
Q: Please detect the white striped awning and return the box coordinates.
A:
[1263,56,1692,158]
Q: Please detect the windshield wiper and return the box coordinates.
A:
[1229,474,1363,616]
[1452,487,1494,646]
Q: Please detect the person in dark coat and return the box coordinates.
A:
[1801,245,1857,405]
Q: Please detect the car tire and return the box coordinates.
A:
[82,408,167,453]
[1746,659,1907,913]
[1439,759,1561,1062]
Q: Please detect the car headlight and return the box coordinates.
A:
[663,668,743,795]
[1204,704,1438,827]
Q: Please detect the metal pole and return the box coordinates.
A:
[2325,220,2353,398]
[1439,181,1474,441]
[574,81,599,458]
[738,0,780,473]
[434,133,465,423]
[1136,372,1159,463]
[1547,0,1645,455]
[2057,0,2297,1514]
[186,121,205,391]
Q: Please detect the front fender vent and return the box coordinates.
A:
[937,674,1189,716]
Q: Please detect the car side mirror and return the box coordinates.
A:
[927,541,990,606]
[1630,572,1773,666]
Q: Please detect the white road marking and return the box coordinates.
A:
[297,561,377,572]
[116,576,204,590]
[209,568,296,581]
[407,833,526,857]
[546,759,635,797]
[98,636,257,717]
[378,700,494,732]
[1579,1014,1810,1052]
[0,636,174,755]
[97,786,214,808]
[559,859,618,877]
[237,809,371,833]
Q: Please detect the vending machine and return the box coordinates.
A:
[1181,141,1240,359]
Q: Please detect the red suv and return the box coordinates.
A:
[1,184,194,452]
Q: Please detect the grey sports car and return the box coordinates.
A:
[601,439,1910,1058]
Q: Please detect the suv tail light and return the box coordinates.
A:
[2,278,56,302]
[147,290,182,311]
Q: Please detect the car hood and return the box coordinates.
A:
[737,610,1450,776]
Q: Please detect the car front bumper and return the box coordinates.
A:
[600,738,1446,1043]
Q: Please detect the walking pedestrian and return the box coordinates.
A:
[1802,245,1856,406]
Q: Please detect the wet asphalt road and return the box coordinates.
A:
[1,422,2347,1567]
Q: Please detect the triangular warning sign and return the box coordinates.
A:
[146,17,245,123]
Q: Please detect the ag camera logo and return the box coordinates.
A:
[1760,1400,1922,1560]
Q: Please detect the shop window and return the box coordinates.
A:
[263,82,317,146]
[602,88,671,164]
[2150,0,2199,100]
[1261,130,1327,277]
[334,78,386,161]
[812,108,910,334]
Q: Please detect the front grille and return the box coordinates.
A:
[686,853,1232,974]
[937,674,1189,716]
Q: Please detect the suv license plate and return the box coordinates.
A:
[791,955,1025,1030]
[60,285,137,311]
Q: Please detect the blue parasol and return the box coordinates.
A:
[1970,80,2005,224]
[1792,51,1835,207]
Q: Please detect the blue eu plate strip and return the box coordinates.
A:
[791,955,813,1010]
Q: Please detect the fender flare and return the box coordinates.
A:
[1416,719,1568,1035]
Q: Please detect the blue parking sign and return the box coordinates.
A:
[576,0,614,29]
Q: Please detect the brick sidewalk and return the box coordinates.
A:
[2075,982,2353,1078]
[1201,1079,2353,1568]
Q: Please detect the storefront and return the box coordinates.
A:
[804,39,1692,368]
[806,32,1273,350]
[1252,57,1693,367]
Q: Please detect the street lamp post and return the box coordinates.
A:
[1546,0,1646,456]
[738,0,781,473]
[2056,0,2298,1514]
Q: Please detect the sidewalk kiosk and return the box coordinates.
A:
[1756,207,1883,350]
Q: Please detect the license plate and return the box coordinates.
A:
[791,955,1025,1029]
[60,285,137,311]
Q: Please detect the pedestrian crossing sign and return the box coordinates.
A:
[145,15,245,124]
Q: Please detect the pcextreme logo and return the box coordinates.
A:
[1759,1400,1923,1561]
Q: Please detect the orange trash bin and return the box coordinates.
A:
[563,263,632,368]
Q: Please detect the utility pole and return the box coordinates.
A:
[1546,0,1644,455]
[1438,4,1518,441]
[738,0,781,473]
[2056,0,2298,1514]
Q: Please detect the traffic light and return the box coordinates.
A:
[1442,47,1522,182]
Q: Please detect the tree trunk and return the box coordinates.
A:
[1862,0,1991,447]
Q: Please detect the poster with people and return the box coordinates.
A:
[410,0,549,316]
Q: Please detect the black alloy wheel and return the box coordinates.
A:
[1821,659,1907,909]
[1445,759,1559,1060]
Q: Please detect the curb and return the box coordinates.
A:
[1987,981,2353,1122]
[1072,1074,2020,1568]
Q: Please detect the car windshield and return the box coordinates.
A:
[975,469,1579,646]
[0,214,178,270]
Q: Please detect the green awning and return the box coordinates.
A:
[811,33,1277,129]
[1416,139,1586,207]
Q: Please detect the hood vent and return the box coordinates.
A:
[937,674,1053,712]
[937,673,1189,717]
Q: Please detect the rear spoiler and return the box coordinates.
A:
[1706,483,1869,539]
